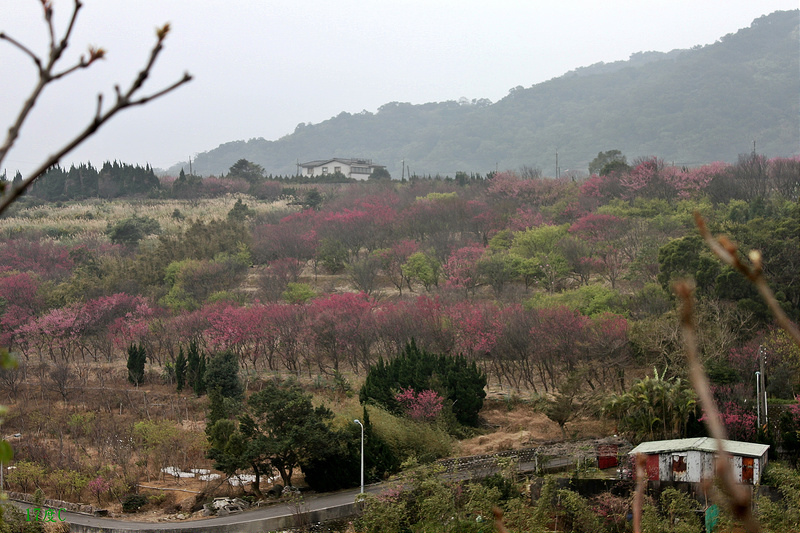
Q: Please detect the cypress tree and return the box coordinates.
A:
[186,340,200,388]
[127,343,146,386]
[193,354,207,396]
[175,347,187,392]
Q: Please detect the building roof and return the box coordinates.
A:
[628,437,769,458]
[299,158,384,169]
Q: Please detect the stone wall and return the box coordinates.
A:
[7,492,97,515]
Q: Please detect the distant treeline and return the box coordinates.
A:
[25,161,161,201]
[4,161,492,205]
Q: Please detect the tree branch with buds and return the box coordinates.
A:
[675,280,760,532]
[0,0,192,216]
[666,211,800,533]
[694,212,800,346]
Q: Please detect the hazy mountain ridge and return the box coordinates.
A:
[563,49,686,79]
[169,10,799,178]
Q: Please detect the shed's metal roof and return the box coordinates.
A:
[628,437,769,458]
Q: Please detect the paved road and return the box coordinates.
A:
[11,484,381,532]
[9,456,575,532]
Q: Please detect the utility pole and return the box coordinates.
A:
[756,371,761,428]
[760,345,767,426]
[188,156,192,175]
[402,159,405,181]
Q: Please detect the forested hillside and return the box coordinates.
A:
[169,10,799,178]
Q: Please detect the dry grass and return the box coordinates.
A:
[0,196,291,240]
[458,399,613,456]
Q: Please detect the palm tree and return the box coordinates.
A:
[604,368,697,442]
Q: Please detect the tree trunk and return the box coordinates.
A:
[250,463,264,499]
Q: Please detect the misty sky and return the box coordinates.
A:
[1,0,797,176]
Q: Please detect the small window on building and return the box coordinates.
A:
[322,167,328,174]
[671,454,688,482]
[334,166,341,173]
[307,168,313,175]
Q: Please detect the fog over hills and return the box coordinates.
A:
[169,10,799,178]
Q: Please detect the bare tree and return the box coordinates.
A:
[731,152,770,202]
[49,363,73,403]
[0,361,25,402]
[0,0,191,215]
[519,165,542,179]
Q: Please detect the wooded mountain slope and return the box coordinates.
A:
[171,10,799,178]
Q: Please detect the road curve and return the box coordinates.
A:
[12,484,381,533]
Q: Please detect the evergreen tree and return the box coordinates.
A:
[175,347,187,392]
[359,339,487,426]
[193,353,207,396]
[126,343,146,386]
[227,198,255,221]
[204,350,243,400]
[11,171,22,191]
[186,340,200,387]
[363,406,399,481]
[207,388,229,426]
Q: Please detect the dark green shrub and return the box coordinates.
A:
[122,493,148,513]
[359,339,487,427]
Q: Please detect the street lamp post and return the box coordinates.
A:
[353,419,364,494]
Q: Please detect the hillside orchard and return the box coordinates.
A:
[0,153,799,530]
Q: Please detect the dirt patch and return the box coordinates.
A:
[458,401,614,456]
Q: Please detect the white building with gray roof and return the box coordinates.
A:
[628,437,769,485]
[298,158,385,180]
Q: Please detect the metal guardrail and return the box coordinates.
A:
[437,439,632,478]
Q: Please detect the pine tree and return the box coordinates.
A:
[175,347,187,392]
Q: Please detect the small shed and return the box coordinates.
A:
[628,437,769,485]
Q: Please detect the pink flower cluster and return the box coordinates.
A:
[394,387,444,421]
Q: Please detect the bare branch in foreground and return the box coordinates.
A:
[633,453,646,533]
[675,280,760,533]
[492,506,509,533]
[0,3,191,216]
[0,0,89,166]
